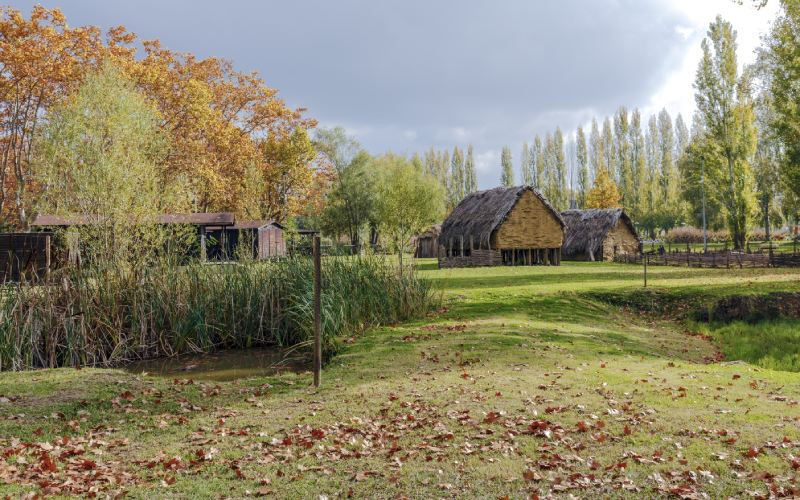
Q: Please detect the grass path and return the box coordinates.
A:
[1,262,800,498]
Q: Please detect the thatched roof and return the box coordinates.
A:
[439,186,564,249]
[561,208,639,257]
[415,224,441,240]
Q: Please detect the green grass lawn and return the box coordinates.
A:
[2,261,800,498]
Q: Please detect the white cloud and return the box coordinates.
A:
[646,0,779,121]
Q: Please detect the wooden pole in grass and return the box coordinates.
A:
[643,252,648,288]
[313,234,322,388]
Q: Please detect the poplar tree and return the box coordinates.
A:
[464,144,477,194]
[752,85,782,238]
[589,118,605,177]
[521,141,532,186]
[424,147,437,178]
[576,125,589,208]
[438,150,450,194]
[658,109,677,211]
[675,114,690,159]
[694,15,757,249]
[553,127,568,210]
[543,133,556,201]
[614,107,633,208]
[532,135,544,189]
[602,117,615,178]
[642,115,662,236]
[500,146,514,187]
[629,109,647,218]
[765,0,800,205]
[448,146,465,209]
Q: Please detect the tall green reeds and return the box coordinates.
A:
[0,255,438,371]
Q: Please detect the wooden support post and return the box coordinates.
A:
[313,234,322,388]
[45,234,51,281]
[544,249,550,266]
[200,228,207,262]
[643,252,647,288]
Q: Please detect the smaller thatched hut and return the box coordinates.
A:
[438,186,565,268]
[561,208,640,261]
[413,225,442,258]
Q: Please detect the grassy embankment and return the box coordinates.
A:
[1,261,800,498]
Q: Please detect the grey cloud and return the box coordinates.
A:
[12,0,693,188]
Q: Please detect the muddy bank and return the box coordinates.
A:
[699,292,800,323]
[586,290,800,324]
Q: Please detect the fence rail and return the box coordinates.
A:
[614,250,791,269]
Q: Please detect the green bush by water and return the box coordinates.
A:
[0,256,438,371]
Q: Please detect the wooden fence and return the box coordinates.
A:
[614,250,782,269]
[0,233,53,282]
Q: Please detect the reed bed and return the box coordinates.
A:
[0,256,438,371]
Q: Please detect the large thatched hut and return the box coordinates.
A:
[438,186,565,268]
[561,208,640,261]
[413,225,442,258]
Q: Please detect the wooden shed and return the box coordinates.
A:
[438,186,566,268]
[0,232,52,282]
[413,225,442,258]
[560,208,640,261]
[215,220,286,259]
[31,212,236,262]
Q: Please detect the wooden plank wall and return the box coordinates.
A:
[0,233,52,282]
[414,237,440,258]
[258,226,286,258]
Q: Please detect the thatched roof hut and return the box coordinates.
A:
[438,186,565,267]
[561,208,640,261]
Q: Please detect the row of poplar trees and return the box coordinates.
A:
[499,109,691,239]
[492,7,800,247]
[421,147,479,211]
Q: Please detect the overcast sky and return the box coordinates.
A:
[12,0,780,188]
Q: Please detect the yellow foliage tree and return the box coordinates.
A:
[584,168,622,209]
[0,6,318,227]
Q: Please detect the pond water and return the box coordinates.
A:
[125,348,309,382]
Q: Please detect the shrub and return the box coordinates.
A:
[0,256,438,371]
[665,226,730,244]
[749,228,788,242]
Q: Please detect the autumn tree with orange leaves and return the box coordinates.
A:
[0,6,319,228]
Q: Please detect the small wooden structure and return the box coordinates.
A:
[561,209,640,261]
[209,220,286,259]
[31,212,236,262]
[438,186,565,268]
[0,232,52,282]
[413,225,442,258]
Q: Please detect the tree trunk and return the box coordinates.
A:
[727,155,741,250]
